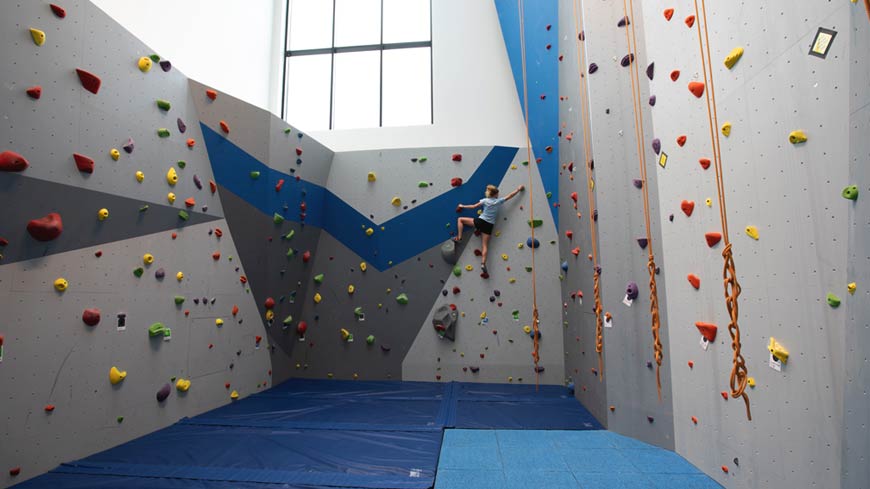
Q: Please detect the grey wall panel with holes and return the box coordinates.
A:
[326,146,494,225]
[213,185,322,384]
[402,151,565,385]
[0,221,273,488]
[0,1,223,217]
[843,6,870,489]
[575,0,676,450]
[557,0,609,426]
[639,0,855,487]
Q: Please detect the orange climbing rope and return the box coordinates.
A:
[571,0,605,382]
[692,0,751,421]
[621,0,664,400]
[517,0,541,388]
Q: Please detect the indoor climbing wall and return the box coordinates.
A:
[0,2,277,487]
[558,0,676,449]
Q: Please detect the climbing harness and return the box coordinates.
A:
[571,0,605,381]
[692,0,751,420]
[517,0,541,388]
[621,0,664,400]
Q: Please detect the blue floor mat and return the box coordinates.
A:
[14,379,597,489]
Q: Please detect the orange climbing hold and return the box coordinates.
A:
[691,415,698,424]
[210,181,217,193]
[75,68,101,94]
[206,89,217,100]
[184,197,195,207]
[705,232,722,247]
[186,138,196,148]
[220,120,230,133]
[687,274,700,289]
[684,15,695,28]
[663,8,674,20]
[695,322,717,342]
[721,466,729,474]
[670,70,680,81]
[232,304,239,316]
[688,81,705,98]
[676,135,687,147]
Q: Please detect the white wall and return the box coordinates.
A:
[307,0,528,151]
[91,0,284,112]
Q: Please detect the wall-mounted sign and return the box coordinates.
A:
[809,27,836,59]
[658,152,668,169]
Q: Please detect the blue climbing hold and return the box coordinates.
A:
[526,237,540,248]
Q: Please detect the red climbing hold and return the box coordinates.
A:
[214,228,223,237]
[9,467,21,477]
[184,197,195,207]
[571,247,580,256]
[720,391,728,400]
[75,68,101,94]
[44,405,55,412]
[296,147,303,156]
[212,251,221,260]
[705,232,722,247]
[220,120,230,134]
[26,86,42,99]
[545,145,553,153]
[688,81,705,98]
[698,158,711,170]
[680,200,694,216]
[452,286,461,294]
[255,336,262,344]
[0,151,29,172]
[232,304,239,316]
[565,230,573,240]
[670,70,680,81]
[297,321,308,336]
[570,192,578,203]
[240,276,248,284]
[206,89,217,100]
[27,212,63,241]
[210,180,217,193]
[451,153,462,162]
[264,297,275,309]
[684,15,695,28]
[691,416,698,424]
[50,4,66,17]
[721,466,729,474]
[695,322,717,342]
[687,274,700,289]
[688,361,694,368]
[82,308,101,326]
[546,24,552,30]
[663,8,674,20]
[187,138,196,148]
[302,250,311,263]
[275,179,285,192]
[0,238,7,246]
[73,153,94,173]
[676,135,687,147]
[451,177,463,187]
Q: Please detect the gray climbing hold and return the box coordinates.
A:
[441,240,460,265]
[432,304,458,341]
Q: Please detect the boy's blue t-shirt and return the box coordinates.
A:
[478,197,506,223]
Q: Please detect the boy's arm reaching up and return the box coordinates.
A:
[503,185,525,201]
[457,202,482,210]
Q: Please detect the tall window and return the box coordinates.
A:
[282,0,432,131]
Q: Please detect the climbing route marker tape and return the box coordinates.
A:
[658,152,668,168]
[768,354,782,372]
[700,337,709,351]
[622,295,633,307]
[604,316,613,328]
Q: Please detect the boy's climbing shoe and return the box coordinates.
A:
[481,264,488,274]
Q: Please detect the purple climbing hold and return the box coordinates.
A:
[649,95,656,106]
[442,290,448,296]
[632,179,643,189]
[646,62,655,80]
[159,60,172,72]
[637,237,648,249]
[193,174,202,190]
[156,383,171,402]
[578,30,585,41]
[620,53,635,67]
[626,281,639,300]
[593,209,598,222]
[123,138,134,154]
[652,138,661,154]
[493,290,501,297]
[155,268,165,280]
[534,365,545,373]
[380,344,391,352]
[177,118,187,134]
[589,63,598,74]
[470,366,480,373]
[617,16,630,27]
[669,214,674,222]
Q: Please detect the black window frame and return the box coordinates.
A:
[281,0,434,130]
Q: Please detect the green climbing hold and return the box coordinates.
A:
[157,128,170,138]
[139,205,150,212]
[250,171,260,179]
[313,273,324,284]
[396,293,409,305]
[512,310,520,320]
[286,248,295,258]
[116,416,124,423]
[366,334,375,345]
[133,267,144,278]
[156,99,171,111]
[418,181,429,188]
[149,54,161,62]
[285,230,295,240]
[527,219,543,228]
[174,295,185,305]
[827,293,841,308]
[283,315,293,325]
[418,157,428,162]
[354,306,364,318]
[453,266,462,277]
[273,213,285,225]
[177,160,186,169]
[521,161,529,166]
[148,322,167,337]
[546,192,552,199]
[178,210,189,221]
[284,128,292,134]
[842,185,858,201]
[524,266,533,272]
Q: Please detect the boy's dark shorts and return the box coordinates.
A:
[474,217,494,235]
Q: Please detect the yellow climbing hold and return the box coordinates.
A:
[367,172,376,182]
[501,254,509,261]
[166,167,178,186]
[747,377,756,387]
[465,265,473,271]
[215,318,224,326]
[110,149,120,161]
[768,337,789,363]
[138,56,153,72]
[30,28,46,46]
[480,311,487,320]
[97,208,109,221]
[724,47,744,69]
[360,262,367,272]
[143,253,155,265]
[347,284,355,294]
[176,378,191,392]
[230,390,239,400]
[511,164,517,170]
[517,243,525,249]
[589,179,594,190]
[391,196,402,206]
[721,121,732,137]
[340,328,351,341]
[509,278,516,284]
[167,192,176,204]
[745,225,759,240]
[176,271,184,281]
[705,198,712,207]
[135,171,145,183]
[265,310,274,321]
[523,325,532,334]
[365,228,374,236]
[109,366,127,385]
[788,130,807,144]
[54,277,68,292]
[847,282,857,294]
[314,292,322,303]
[494,231,501,237]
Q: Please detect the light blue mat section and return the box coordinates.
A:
[435,430,724,489]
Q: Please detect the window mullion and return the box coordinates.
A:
[329,0,336,130]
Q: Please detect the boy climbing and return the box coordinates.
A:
[455,184,524,274]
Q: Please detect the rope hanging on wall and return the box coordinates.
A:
[571,0,605,382]
[620,0,664,400]
[692,0,751,421]
[517,0,541,388]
